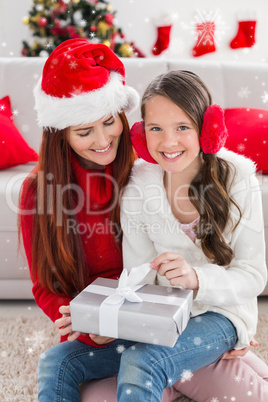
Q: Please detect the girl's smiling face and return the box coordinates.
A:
[68,114,123,166]
[144,95,202,175]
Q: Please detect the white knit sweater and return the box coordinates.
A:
[120,149,267,349]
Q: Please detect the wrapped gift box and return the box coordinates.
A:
[70,268,193,347]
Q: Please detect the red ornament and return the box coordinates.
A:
[54,19,61,27]
[104,13,114,25]
[38,17,48,28]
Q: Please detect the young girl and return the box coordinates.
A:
[118,70,267,401]
[20,39,267,401]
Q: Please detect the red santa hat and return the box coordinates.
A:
[34,38,139,130]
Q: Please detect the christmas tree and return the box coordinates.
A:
[22,0,136,57]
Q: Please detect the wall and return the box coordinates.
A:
[0,0,268,62]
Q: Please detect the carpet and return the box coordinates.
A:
[0,314,267,402]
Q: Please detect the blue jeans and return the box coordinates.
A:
[38,312,237,401]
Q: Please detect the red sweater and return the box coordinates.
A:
[20,153,123,347]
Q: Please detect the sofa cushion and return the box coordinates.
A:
[0,96,39,169]
[224,108,268,174]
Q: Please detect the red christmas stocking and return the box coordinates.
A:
[192,21,216,57]
[152,14,174,56]
[230,20,256,49]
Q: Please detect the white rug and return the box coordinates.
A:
[0,314,267,402]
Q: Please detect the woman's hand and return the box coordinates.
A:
[89,334,115,345]
[54,305,81,342]
[150,252,199,290]
[221,338,259,360]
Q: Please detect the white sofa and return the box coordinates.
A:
[0,57,267,298]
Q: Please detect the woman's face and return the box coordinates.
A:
[68,114,123,166]
[144,95,201,175]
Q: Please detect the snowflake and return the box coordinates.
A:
[126,389,132,394]
[145,380,152,387]
[27,347,34,354]
[12,109,19,116]
[89,352,94,357]
[89,32,96,39]
[193,337,202,345]
[25,330,47,351]
[234,375,241,382]
[194,316,202,322]
[80,19,87,28]
[238,87,251,98]
[0,104,6,111]
[72,85,83,95]
[116,345,126,354]
[247,391,253,396]
[181,369,193,382]
[261,91,268,103]
[69,60,78,69]
[230,398,236,401]
[46,42,53,49]
[237,143,246,152]
[211,398,219,402]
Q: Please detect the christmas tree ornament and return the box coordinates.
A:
[192,21,216,57]
[102,40,111,47]
[22,16,30,25]
[38,17,48,27]
[34,38,139,129]
[152,14,175,56]
[230,12,257,49]
[118,43,134,57]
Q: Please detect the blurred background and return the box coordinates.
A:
[0,0,267,62]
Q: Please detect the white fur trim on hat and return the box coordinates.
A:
[34,72,140,130]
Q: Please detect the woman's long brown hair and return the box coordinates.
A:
[18,112,135,297]
[141,70,241,266]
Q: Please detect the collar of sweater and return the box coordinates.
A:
[70,151,114,212]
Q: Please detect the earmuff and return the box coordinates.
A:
[129,104,228,162]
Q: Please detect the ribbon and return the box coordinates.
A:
[84,263,191,338]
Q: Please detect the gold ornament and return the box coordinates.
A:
[22,16,30,25]
[97,21,110,36]
[106,4,113,12]
[118,43,133,57]
[32,40,39,50]
[103,40,111,48]
[72,0,80,3]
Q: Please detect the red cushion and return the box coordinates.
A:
[0,96,38,169]
[224,108,268,174]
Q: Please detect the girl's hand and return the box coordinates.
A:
[54,305,81,342]
[89,334,115,345]
[150,252,199,290]
[221,338,259,360]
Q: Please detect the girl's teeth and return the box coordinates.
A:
[163,151,183,159]
[94,143,111,153]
